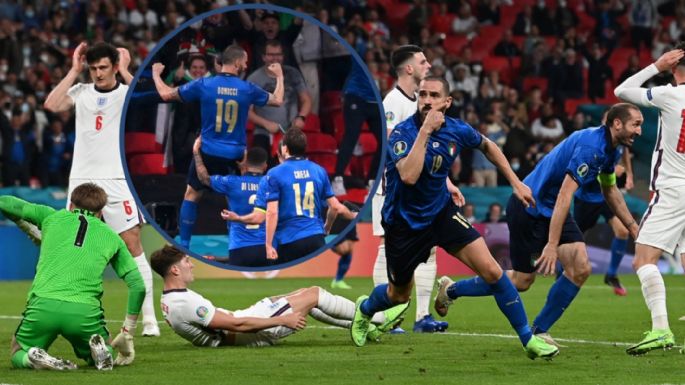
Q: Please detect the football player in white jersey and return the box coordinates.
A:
[372,45,464,333]
[614,46,685,354]
[150,245,409,347]
[43,42,160,337]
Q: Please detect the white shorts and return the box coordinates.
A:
[232,298,295,347]
[372,193,385,237]
[68,179,143,234]
[636,187,685,255]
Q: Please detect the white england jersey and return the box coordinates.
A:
[382,85,418,132]
[68,82,128,179]
[614,64,685,191]
[161,289,224,347]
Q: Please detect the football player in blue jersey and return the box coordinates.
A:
[192,137,269,267]
[350,76,559,359]
[442,103,641,348]
[152,45,284,249]
[264,128,356,264]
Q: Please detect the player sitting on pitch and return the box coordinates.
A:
[151,245,407,347]
[1,183,144,370]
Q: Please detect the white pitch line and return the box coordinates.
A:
[0,315,678,349]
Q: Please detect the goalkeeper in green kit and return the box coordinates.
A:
[1,183,145,370]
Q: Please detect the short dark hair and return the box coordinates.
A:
[150,245,186,278]
[263,39,282,53]
[421,75,450,96]
[606,103,640,127]
[261,12,279,22]
[676,41,685,67]
[246,147,268,167]
[284,128,307,156]
[221,45,247,65]
[391,45,423,72]
[85,42,119,65]
[187,54,208,68]
[70,183,108,212]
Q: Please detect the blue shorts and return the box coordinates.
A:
[228,245,267,267]
[507,195,584,274]
[330,201,360,244]
[187,151,240,191]
[382,201,481,286]
[573,197,614,233]
[276,234,325,265]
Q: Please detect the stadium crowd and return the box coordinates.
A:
[1,0,683,191]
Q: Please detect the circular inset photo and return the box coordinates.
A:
[123,4,384,270]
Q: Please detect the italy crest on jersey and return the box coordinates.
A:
[448,142,457,157]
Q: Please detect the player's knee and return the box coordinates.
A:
[614,227,629,239]
[513,275,534,292]
[572,261,592,284]
[387,285,411,304]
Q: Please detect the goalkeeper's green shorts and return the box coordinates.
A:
[14,296,111,364]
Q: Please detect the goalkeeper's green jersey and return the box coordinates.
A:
[0,196,139,307]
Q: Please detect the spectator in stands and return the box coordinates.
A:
[522,25,543,57]
[629,0,657,53]
[199,4,252,53]
[668,13,685,42]
[452,63,478,100]
[526,86,545,123]
[557,48,584,102]
[483,203,505,223]
[531,104,565,145]
[248,40,312,157]
[471,122,498,187]
[566,111,588,136]
[494,30,521,58]
[556,0,579,33]
[0,19,21,76]
[483,106,509,149]
[618,53,641,84]
[462,203,476,224]
[293,12,322,115]
[483,71,505,99]
[513,4,535,36]
[248,12,303,72]
[593,0,624,51]
[652,27,674,60]
[533,2,557,36]
[407,0,432,38]
[40,119,71,187]
[521,40,547,77]
[582,42,613,101]
[451,3,478,40]
[477,0,500,25]
[1,108,35,187]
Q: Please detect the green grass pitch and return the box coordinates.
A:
[0,275,683,385]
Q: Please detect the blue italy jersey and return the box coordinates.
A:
[210,172,266,250]
[382,114,483,230]
[179,74,269,159]
[524,125,622,217]
[343,60,376,102]
[265,157,334,245]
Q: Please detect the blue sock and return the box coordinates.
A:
[335,253,352,281]
[490,274,532,346]
[360,284,394,316]
[179,200,198,248]
[532,274,580,334]
[607,238,627,277]
[447,276,493,299]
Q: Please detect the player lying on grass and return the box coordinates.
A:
[150,245,407,347]
[1,183,144,370]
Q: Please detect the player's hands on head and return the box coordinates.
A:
[111,329,135,366]
[221,209,240,222]
[71,42,87,73]
[513,182,536,209]
[535,243,558,277]
[266,63,283,78]
[152,62,165,77]
[655,49,685,72]
[266,244,278,260]
[117,47,131,71]
[283,311,307,330]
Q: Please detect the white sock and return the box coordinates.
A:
[134,253,157,324]
[413,247,437,321]
[637,264,669,330]
[309,308,351,329]
[372,243,388,287]
[317,288,385,324]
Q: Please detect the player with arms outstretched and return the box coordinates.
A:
[1,184,144,370]
[43,42,159,336]
[614,46,685,354]
[152,45,284,250]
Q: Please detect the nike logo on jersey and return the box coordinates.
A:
[126,217,136,222]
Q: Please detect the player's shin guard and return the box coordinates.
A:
[336,253,352,281]
[414,248,437,321]
[490,274,533,346]
[447,275,493,299]
[608,238,627,276]
[372,243,388,286]
[179,200,198,248]
[637,264,669,330]
[532,275,580,334]
[360,284,394,317]
[134,253,157,324]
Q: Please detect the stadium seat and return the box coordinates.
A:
[522,77,548,94]
[128,153,169,175]
[429,13,456,34]
[564,97,593,118]
[271,131,283,158]
[337,188,368,205]
[124,132,162,156]
[321,91,343,112]
[303,114,321,133]
[385,3,413,33]
[308,153,337,175]
[443,35,469,56]
[306,132,337,153]
[609,47,637,81]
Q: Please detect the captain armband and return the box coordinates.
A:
[597,172,616,187]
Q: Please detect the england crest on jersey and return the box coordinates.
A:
[97,97,107,107]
